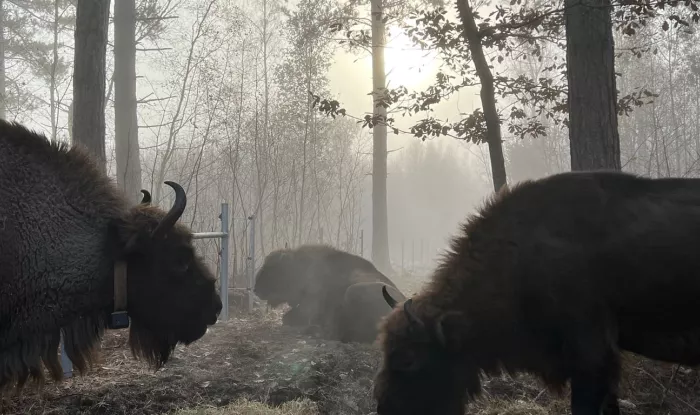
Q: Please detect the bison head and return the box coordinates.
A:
[373,286,473,415]
[116,181,222,368]
[253,249,308,307]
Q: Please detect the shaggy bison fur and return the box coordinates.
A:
[374,170,700,415]
[254,244,401,342]
[0,120,222,391]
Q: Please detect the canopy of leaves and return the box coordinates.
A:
[311,0,700,144]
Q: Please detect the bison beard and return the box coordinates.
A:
[0,315,104,391]
[0,120,221,392]
[374,170,700,415]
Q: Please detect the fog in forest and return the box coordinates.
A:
[15,0,690,281]
[6,0,700,413]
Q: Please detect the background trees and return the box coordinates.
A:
[8,0,700,280]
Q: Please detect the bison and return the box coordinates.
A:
[338,280,406,344]
[0,120,222,391]
[254,244,403,342]
[374,170,700,415]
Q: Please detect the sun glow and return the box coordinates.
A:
[381,29,438,90]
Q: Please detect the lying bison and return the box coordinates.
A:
[0,120,222,391]
[338,280,406,344]
[254,244,402,342]
[374,170,700,415]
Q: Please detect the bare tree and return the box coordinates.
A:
[371,0,391,275]
[455,0,507,190]
[114,0,143,203]
[152,0,215,203]
[73,0,110,169]
[0,0,5,120]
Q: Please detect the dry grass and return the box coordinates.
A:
[3,294,700,414]
[168,398,319,415]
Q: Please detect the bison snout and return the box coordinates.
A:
[204,294,223,325]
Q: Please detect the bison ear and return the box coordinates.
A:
[110,217,150,255]
[434,311,469,353]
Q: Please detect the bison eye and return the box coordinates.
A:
[171,246,193,273]
[390,350,422,372]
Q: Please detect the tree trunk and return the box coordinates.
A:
[114,0,143,203]
[0,0,6,119]
[371,0,391,275]
[73,0,110,170]
[50,0,59,141]
[456,0,507,191]
[565,0,621,171]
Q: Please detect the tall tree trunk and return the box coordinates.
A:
[73,0,111,170]
[371,0,391,275]
[298,52,311,246]
[565,0,621,171]
[0,0,6,120]
[114,0,143,203]
[456,0,507,191]
[50,0,59,141]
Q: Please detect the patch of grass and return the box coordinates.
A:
[168,398,319,415]
[473,400,549,415]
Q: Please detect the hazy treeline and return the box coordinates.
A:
[501,6,700,183]
[8,0,698,289]
[4,0,374,289]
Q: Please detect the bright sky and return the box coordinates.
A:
[326,24,487,175]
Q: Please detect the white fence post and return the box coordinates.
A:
[219,202,229,321]
[247,214,256,313]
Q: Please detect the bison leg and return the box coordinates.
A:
[570,353,620,415]
[570,373,619,415]
[282,307,308,327]
[602,397,620,415]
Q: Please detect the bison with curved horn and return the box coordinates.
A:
[0,120,222,391]
[338,280,406,344]
[374,170,700,415]
[254,244,403,342]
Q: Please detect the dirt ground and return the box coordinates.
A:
[3,277,700,414]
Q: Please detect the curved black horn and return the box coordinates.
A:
[151,181,187,239]
[382,285,398,308]
[140,189,152,205]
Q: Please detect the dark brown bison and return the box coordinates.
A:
[337,280,406,344]
[374,170,700,415]
[0,120,222,391]
[253,244,401,341]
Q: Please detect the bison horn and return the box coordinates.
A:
[151,181,187,239]
[140,189,152,205]
[403,299,425,329]
[382,285,398,308]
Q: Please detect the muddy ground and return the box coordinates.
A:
[3,280,700,414]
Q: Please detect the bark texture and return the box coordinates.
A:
[565,0,621,171]
[456,0,508,191]
[114,0,143,203]
[73,0,111,170]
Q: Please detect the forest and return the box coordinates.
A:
[4,0,700,414]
